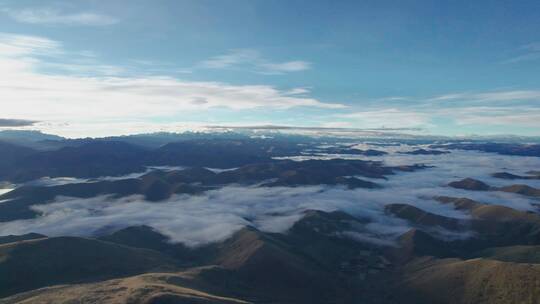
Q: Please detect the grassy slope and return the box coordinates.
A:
[397,257,540,304]
[0,267,249,304]
[0,237,176,297]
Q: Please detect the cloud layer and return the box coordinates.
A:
[337,90,540,132]
[1,8,118,26]
[1,145,539,247]
[199,49,311,75]
[0,118,37,127]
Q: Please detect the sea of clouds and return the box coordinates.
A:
[0,143,539,247]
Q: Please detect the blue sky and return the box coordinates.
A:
[0,0,539,137]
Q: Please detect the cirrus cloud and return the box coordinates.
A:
[338,108,432,129]
[1,8,118,26]
[200,49,312,75]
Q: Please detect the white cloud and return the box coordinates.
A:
[502,53,540,64]
[2,32,538,137]
[0,33,61,57]
[334,91,540,131]
[320,121,354,128]
[429,90,540,102]
[339,109,431,129]
[0,33,344,137]
[502,42,540,64]
[449,107,540,127]
[200,49,311,74]
[259,61,311,74]
[459,113,539,127]
[2,8,118,26]
[284,87,311,95]
[335,104,540,132]
[200,49,258,69]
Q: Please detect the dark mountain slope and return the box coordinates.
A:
[0,141,36,172]
[436,196,540,223]
[214,159,426,185]
[448,178,540,197]
[99,225,214,265]
[149,139,292,168]
[385,204,465,231]
[8,253,540,304]
[498,184,540,197]
[314,147,387,156]
[2,141,148,183]
[97,211,394,303]
[387,199,540,254]
[0,233,45,245]
[437,197,540,248]
[0,130,64,150]
[212,227,339,303]
[448,178,492,191]
[393,229,455,262]
[430,142,540,157]
[400,149,450,155]
[0,237,176,298]
[492,171,540,180]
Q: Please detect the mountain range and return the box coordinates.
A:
[1,130,540,303]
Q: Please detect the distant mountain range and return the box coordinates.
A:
[0,130,539,184]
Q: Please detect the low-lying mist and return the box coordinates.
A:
[1,143,539,247]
